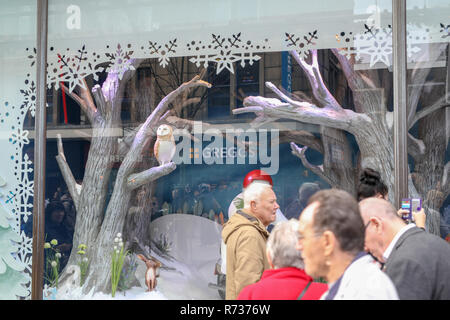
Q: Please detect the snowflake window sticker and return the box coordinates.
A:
[335,23,439,67]
[19,75,37,118]
[285,30,318,60]
[336,24,393,68]
[46,45,101,92]
[189,33,266,74]
[9,127,30,150]
[104,43,135,80]
[7,148,34,229]
[145,39,178,68]
[440,23,450,39]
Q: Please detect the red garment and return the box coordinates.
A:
[237,267,328,300]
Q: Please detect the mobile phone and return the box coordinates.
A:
[411,198,422,215]
[401,198,412,221]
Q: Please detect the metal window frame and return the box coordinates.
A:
[31,0,48,300]
[30,0,409,299]
[393,0,408,209]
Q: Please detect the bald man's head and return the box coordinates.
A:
[359,197,399,222]
[358,197,406,262]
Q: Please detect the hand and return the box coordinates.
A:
[397,208,426,229]
[397,209,410,220]
[412,208,426,229]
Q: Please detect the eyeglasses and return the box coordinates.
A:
[364,220,371,230]
[297,230,323,242]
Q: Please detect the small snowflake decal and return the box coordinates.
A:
[285,30,318,60]
[104,44,135,80]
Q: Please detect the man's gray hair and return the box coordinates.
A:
[242,181,272,209]
[266,219,304,269]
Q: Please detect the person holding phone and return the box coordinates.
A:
[357,168,426,229]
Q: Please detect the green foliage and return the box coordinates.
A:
[110,233,128,297]
[118,254,138,294]
[77,244,89,286]
[44,239,61,287]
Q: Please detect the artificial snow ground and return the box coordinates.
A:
[56,214,223,300]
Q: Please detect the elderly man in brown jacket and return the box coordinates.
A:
[222,181,280,300]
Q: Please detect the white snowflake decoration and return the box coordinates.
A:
[47,45,101,92]
[104,44,135,80]
[146,39,178,68]
[9,128,30,149]
[285,31,318,60]
[13,153,34,225]
[336,23,438,67]
[190,51,261,74]
[188,33,265,74]
[19,79,37,118]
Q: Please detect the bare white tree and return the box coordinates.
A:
[56,59,211,293]
[233,46,449,235]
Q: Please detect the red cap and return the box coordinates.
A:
[243,169,273,189]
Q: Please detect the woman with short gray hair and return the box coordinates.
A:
[266,219,304,270]
[238,219,328,300]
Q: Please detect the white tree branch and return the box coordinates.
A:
[290,50,341,110]
[278,130,324,154]
[60,82,96,123]
[139,75,211,141]
[92,84,107,118]
[127,162,177,190]
[55,134,81,208]
[407,133,426,161]
[409,94,450,129]
[290,142,334,186]
[407,43,448,125]
[234,90,371,135]
[120,75,211,182]
[442,161,450,198]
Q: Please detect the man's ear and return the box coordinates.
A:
[250,200,257,211]
[370,217,383,234]
[322,230,335,257]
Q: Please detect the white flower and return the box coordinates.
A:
[114,238,119,243]
[116,233,122,238]
[55,253,61,259]
[51,261,57,268]
[115,250,120,254]
[119,242,123,248]
[113,246,118,251]
[82,257,88,262]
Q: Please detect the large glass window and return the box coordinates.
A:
[2,0,448,301]
[37,0,397,299]
[406,1,450,239]
[0,0,36,299]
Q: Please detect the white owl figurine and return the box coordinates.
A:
[154,124,176,165]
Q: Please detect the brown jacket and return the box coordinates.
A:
[222,210,270,300]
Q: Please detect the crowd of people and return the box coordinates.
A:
[222,168,450,300]
[22,167,450,299]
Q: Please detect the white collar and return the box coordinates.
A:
[383,223,416,261]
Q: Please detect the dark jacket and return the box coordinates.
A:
[384,226,450,300]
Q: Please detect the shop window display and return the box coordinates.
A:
[0,0,449,300]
